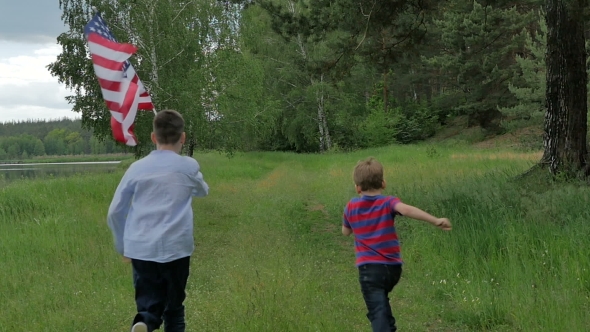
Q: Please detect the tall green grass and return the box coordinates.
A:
[0,145,588,331]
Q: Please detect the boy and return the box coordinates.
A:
[342,157,451,332]
[107,110,209,332]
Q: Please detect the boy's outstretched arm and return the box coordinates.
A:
[191,170,209,197]
[395,202,452,230]
[189,160,209,197]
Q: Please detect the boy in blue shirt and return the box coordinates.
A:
[107,109,209,332]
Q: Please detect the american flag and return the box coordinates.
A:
[84,12,154,146]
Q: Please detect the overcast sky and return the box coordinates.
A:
[0,1,77,122]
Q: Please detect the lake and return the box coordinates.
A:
[0,161,121,183]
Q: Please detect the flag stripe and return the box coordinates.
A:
[101,88,154,110]
[88,34,137,59]
[138,102,154,110]
[91,53,126,71]
[93,66,126,85]
[120,82,139,128]
[98,78,153,97]
[126,66,149,94]
[100,89,123,104]
[104,97,153,111]
[98,78,121,92]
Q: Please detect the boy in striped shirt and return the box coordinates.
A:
[342,158,451,332]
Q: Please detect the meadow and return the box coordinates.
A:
[0,144,588,331]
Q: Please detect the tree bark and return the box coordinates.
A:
[543,0,588,176]
[383,71,389,113]
[317,74,332,152]
[186,130,196,157]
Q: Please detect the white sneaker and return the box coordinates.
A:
[131,322,148,332]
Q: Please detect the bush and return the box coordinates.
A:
[394,100,438,144]
[358,99,400,148]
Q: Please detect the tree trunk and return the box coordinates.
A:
[186,127,196,157]
[316,74,332,152]
[383,71,389,113]
[543,0,588,176]
[321,110,332,151]
[312,81,332,153]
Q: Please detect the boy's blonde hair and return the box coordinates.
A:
[153,109,184,144]
[353,157,384,191]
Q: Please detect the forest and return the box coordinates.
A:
[45,1,587,173]
[0,118,127,160]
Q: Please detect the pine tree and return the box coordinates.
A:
[424,1,536,131]
[502,12,547,121]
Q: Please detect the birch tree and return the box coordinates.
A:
[49,0,215,157]
[252,0,342,152]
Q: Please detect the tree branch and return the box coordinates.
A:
[171,1,195,24]
[355,0,377,50]
[160,49,186,67]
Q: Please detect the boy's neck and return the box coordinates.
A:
[360,189,383,197]
[156,143,182,154]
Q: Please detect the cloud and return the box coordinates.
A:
[0,43,61,85]
[0,2,78,122]
[0,41,77,122]
[0,1,67,43]
[0,82,71,109]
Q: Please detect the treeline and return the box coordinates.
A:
[51,1,571,155]
[0,118,127,160]
[237,0,550,152]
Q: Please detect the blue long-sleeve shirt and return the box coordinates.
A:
[107,150,209,263]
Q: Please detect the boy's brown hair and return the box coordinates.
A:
[353,157,384,191]
[153,109,184,144]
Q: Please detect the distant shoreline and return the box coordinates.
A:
[0,153,133,165]
[0,161,121,166]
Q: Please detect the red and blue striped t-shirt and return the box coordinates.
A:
[343,195,402,267]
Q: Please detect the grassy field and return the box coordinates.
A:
[1,144,589,331]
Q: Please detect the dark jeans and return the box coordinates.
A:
[131,257,191,332]
[359,264,403,332]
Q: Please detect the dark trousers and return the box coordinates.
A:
[358,264,403,332]
[131,257,191,332]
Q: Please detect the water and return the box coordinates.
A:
[0,161,121,183]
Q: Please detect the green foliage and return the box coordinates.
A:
[504,11,590,122]
[0,135,45,159]
[355,83,438,148]
[208,48,280,152]
[44,0,568,153]
[501,12,547,120]
[358,97,399,148]
[424,1,535,123]
[50,0,235,157]
[0,119,125,159]
[395,100,439,144]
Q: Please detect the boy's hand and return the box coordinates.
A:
[435,218,452,231]
[122,256,131,263]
